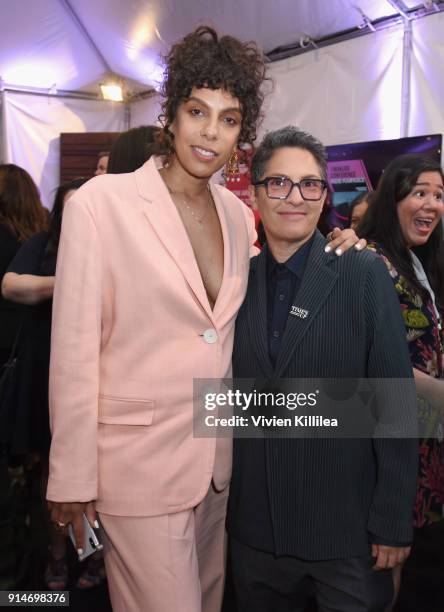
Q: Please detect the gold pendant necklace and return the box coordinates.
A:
[167,185,211,229]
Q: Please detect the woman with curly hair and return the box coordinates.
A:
[46,26,360,612]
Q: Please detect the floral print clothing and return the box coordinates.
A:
[368,243,444,526]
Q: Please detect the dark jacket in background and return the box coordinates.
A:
[0,225,22,364]
[6,232,54,455]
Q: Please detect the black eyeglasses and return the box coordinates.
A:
[254,176,328,201]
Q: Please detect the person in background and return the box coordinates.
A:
[0,164,47,368]
[107,126,162,174]
[358,154,444,612]
[94,151,109,176]
[2,178,106,590]
[0,163,47,588]
[349,191,373,231]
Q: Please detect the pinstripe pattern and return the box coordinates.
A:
[227,231,418,561]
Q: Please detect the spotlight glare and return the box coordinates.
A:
[100,83,123,102]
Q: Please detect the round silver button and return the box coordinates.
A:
[203,329,218,344]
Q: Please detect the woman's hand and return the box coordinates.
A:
[325,227,367,255]
[48,500,98,553]
[372,543,411,570]
[414,368,444,411]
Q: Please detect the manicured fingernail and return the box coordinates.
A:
[77,548,84,555]
[324,245,332,253]
[354,243,363,250]
[94,520,99,529]
[335,248,342,256]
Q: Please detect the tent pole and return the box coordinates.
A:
[124,102,131,130]
[0,88,5,163]
[58,0,111,73]
[2,86,107,102]
[400,18,412,138]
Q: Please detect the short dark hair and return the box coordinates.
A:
[107,126,161,174]
[160,25,267,147]
[358,154,444,311]
[251,126,327,184]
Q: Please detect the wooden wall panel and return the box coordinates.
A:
[60,132,120,183]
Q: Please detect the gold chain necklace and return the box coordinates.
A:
[167,185,211,229]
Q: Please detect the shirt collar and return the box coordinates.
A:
[266,233,315,279]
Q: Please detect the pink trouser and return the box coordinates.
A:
[99,482,228,612]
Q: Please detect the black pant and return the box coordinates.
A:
[396,521,444,612]
[230,537,393,612]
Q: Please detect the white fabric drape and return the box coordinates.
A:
[260,26,405,145]
[3,92,124,207]
[128,14,444,149]
[409,13,444,138]
[130,94,162,128]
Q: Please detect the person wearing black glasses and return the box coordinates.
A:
[226,126,418,612]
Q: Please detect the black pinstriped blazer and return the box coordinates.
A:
[227,230,418,561]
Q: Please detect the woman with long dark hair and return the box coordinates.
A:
[2,177,88,452]
[359,154,444,609]
[0,164,47,367]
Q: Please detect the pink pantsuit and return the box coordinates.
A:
[47,158,257,611]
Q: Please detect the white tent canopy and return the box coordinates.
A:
[1,0,443,205]
[0,0,409,94]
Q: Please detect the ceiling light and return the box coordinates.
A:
[100,83,123,102]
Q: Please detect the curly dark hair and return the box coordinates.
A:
[160,25,267,148]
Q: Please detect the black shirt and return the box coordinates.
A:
[0,224,22,353]
[5,231,53,454]
[266,235,314,367]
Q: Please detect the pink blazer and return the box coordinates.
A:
[46,158,257,516]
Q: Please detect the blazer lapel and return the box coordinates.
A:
[274,231,338,378]
[210,183,238,324]
[246,248,274,378]
[135,158,214,320]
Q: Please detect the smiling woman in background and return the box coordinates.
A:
[359,154,444,611]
